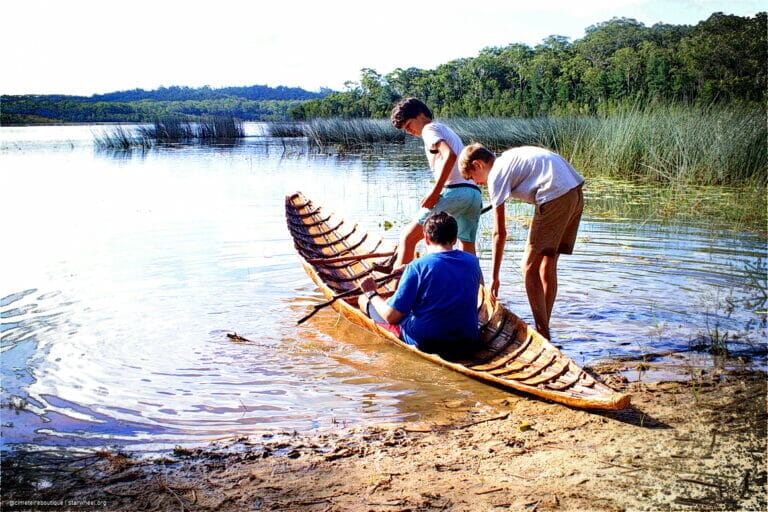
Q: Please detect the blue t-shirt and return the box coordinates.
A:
[387,250,481,353]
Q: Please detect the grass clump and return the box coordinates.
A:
[268,122,306,138]
[139,116,195,142]
[197,115,244,140]
[268,118,405,149]
[96,115,245,147]
[93,125,152,150]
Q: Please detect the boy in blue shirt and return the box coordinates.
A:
[358,211,482,358]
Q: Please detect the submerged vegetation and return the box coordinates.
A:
[94,115,244,149]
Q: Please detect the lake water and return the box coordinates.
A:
[1,124,765,452]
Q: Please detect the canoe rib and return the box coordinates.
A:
[286,192,630,411]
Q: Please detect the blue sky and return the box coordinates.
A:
[2,0,764,96]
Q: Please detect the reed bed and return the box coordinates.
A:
[448,105,766,187]
[93,125,152,150]
[96,115,245,148]
[139,116,195,142]
[279,106,765,187]
[268,122,306,138]
[272,107,765,232]
[268,119,406,148]
[197,116,244,140]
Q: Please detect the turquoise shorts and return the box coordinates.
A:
[416,184,483,243]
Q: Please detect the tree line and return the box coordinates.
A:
[290,12,766,119]
[1,12,764,125]
[0,85,328,125]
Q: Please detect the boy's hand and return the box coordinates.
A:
[420,189,440,209]
[490,279,501,298]
[359,277,377,293]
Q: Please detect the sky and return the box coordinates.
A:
[2,0,764,96]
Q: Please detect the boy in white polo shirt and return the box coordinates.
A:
[378,98,482,273]
[459,143,585,340]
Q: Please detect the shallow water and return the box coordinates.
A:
[1,124,765,452]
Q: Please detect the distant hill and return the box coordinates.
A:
[88,84,330,102]
[1,84,332,124]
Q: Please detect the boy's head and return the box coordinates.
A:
[390,98,433,129]
[423,211,458,246]
[459,143,496,183]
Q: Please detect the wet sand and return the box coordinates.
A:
[2,367,766,511]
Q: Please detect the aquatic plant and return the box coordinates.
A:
[271,118,406,148]
[93,125,152,150]
[446,105,766,187]
[268,122,306,138]
[97,115,245,146]
[139,116,194,142]
[278,105,765,186]
[197,115,244,139]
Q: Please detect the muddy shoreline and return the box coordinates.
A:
[2,368,766,511]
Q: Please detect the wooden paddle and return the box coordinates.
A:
[297,269,403,325]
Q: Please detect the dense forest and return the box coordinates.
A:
[1,12,764,125]
[292,12,766,119]
[0,85,329,124]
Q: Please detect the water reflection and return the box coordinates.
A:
[1,124,765,452]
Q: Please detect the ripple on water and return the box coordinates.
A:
[1,128,765,451]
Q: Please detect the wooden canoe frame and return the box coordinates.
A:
[286,192,630,411]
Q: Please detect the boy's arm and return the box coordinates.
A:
[359,276,406,324]
[421,140,455,209]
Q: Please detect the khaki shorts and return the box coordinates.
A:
[528,184,583,256]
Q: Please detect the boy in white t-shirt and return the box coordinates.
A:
[377,98,482,272]
[459,143,585,340]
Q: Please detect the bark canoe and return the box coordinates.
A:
[286,191,630,411]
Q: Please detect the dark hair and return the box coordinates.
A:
[423,211,458,245]
[390,97,433,129]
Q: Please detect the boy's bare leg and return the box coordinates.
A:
[394,221,424,268]
[458,240,476,255]
[541,253,559,325]
[522,247,550,339]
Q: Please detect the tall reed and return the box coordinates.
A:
[197,116,244,139]
[449,105,766,186]
[270,119,406,148]
[93,125,153,150]
[139,116,195,142]
[280,106,764,186]
[268,122,306,138]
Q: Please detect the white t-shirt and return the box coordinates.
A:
[489,146,585,207]
[421,122,473,187]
